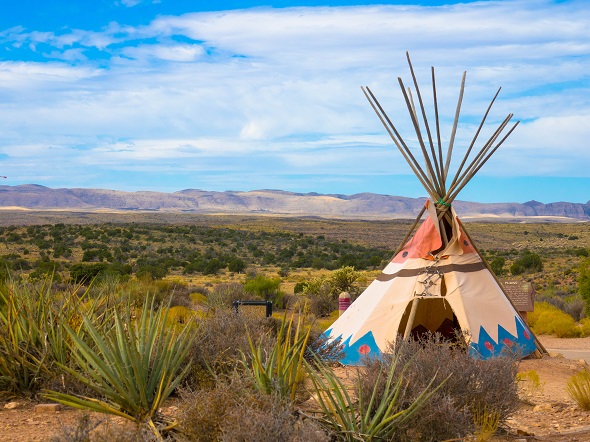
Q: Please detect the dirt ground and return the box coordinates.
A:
[2,335,590,441]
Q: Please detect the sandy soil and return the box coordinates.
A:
[2,335,590,441]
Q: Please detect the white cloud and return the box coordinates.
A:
[0,0,589,197]
[121,43,205,61]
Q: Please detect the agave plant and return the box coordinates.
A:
[43,297,195,440]
[244,313,311,402]
[305,354,446,441]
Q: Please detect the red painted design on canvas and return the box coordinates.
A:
[523,330,531,340]
[503,338,513,347]
[484,341,494,351]
[359,344,371,355]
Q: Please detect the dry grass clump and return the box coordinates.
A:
[176,374,329,442]
[472,405,501,442]
[566,370,590,410]
[206,282,245,309]
[517,369,544,400]
[359,335,520,441]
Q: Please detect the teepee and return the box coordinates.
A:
[325,53,545,365]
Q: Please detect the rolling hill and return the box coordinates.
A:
[0,184,589,221]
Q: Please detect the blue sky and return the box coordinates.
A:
[0,0,589,204]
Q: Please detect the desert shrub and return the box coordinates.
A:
[303,267,362,317]
[244,274,282,304]
[305,351,442,442]
[176,374,329,442]
[293,281,307,294]
[510,251,543,275]
[360,335,520,441]
[490,257,506,276]
[472,405,501,442]
[305,324,344,364]
[116,278,191,308]
[50,414,159,442]
[581,318,590,336]
[541,295,566,312]
[206,282,245,309]
[529,302,581,338]
[185,310,278,388]
[307,290,335,318]
[566,370,590,410]
[565,298,586,322]
[136,264,168,280]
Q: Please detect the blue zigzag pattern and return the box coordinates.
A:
[323,330,381,365]
[325,315,536,365]
[469,315,537,359]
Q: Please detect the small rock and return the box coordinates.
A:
[578,359,588,366]
[4,402,20,410]
[34,403,62,413]
[533,403,553,412]
[517,427,533,436]
[515,439,528,442]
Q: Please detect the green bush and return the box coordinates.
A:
[244,274,282,304]
[490,257,505,276]
[510,251,543,275]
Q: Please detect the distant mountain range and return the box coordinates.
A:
[0,184,589,221]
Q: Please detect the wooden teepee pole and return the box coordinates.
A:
[431,67,445,192]
[397,77,443,196]
[443,71,466,183]
[441,113,514,206]
[362,87,439,200]
[405,52,443,191]
[436,119,519,223]
[448,87,502,192]
[446,120,520,205]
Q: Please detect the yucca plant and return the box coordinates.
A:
[305,355,445,441]
[243,313,311,402]
[566,370,590,410]
[43,297,195,440]
[0,277,53,394]
[0,276,112,395]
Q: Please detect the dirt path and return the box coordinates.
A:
[493,335,590,441]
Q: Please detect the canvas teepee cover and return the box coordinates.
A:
[325,201,537,365]
[324,53,542,364]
